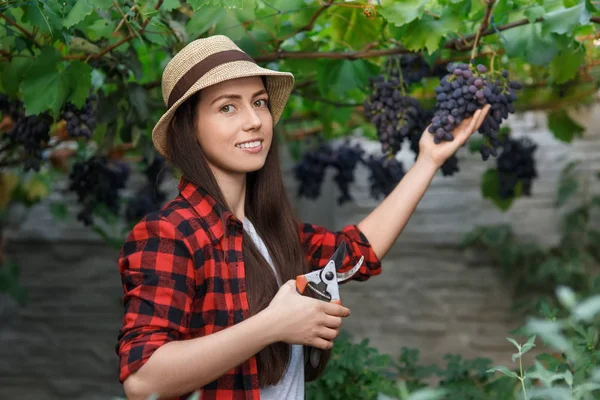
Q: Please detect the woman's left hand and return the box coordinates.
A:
[417,104,491,169]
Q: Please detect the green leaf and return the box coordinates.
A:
[502,23,558,65]
[486,366,519,379]
[63,0,95,29]
[161,0,181,12]
[49,203,69,220]
[481,169,515,211]
[556,176,579,207]
[573,295,600,321]
[549,47,585,84]
[586,0,600,12]
[19,47,68,117]
[541,3,592,36]
[127,83,149,124]
[326,6,383,49]
[379,0,427,26]
[1,57,33,96]
[506,337,521,351]
[521,335,536,354]
[185,7,224,36]
[188,0,246,10]
[547,110,585,143]
[399,14,462,55]
[317,59,376,97]
[65,61,93,107]
[23,2,63,36]
[524,5,545,23]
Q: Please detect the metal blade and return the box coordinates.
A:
[329,240,348,271]
[336,255,363,282]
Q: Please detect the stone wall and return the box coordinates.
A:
[1,108,599,399]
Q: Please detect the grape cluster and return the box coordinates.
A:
[7,113,52,172]
[68,156,129,226]
[397,54,449,85]
[125,155,168,223]
[330,140,365,205]
[428,63,522,161]
[61,94,97,138]
[0,93,23,121]
[293,142,335,200]
[496,137,537,199]
[363,75,425,156]
[364,155,405,200]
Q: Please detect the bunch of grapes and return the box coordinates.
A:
[293,142,335,200]
[0,93,23,121]
[68,156,129,226]
[125,155,168,223]
[397,54,449,85]
[428,62,522,160]
[61,93,97,138]
[496,137,537,199]
[363,75,426,156]
[6,112,53,172]
[329,140,365,205]
[363,155,406,200]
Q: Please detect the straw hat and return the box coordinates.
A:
[151,35,295,158]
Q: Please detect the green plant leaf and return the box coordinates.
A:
[506,337,521,351]
[63,0,95,29]
[326,6,383,49]
[481,169,515,211]
[524,5,545,23]
[486,366,519,378]
[541,3,591,36]
[549,46,585,84]
[188,0,246,10]
[556,175,579,207]
[379,0,427,26]
[573,295,600,321]
[521,335,536,354]
[1,57,33,96]
[547,110,585,143]
[65,60,93,107]
[399,13,461,55]
[19,47,68,117]
[23,2,62,36]
[317,59,377,97]
[502,23,558,65]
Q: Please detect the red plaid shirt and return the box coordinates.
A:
[116,177,382,399]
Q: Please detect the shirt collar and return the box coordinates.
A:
[177,176,243,244]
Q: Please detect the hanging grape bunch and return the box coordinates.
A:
[60,93,98,139]
[364,154,406,200]
[329,140,365,205]
[293,142,336,200]
[363,56,427,157]
[68,156,129,226]
[1,94,52,172]
[429,62,522,160]
[496,136,537,199]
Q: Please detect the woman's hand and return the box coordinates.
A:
[264,280,351,350]
[417,104,491,169]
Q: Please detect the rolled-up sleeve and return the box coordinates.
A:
[298,222,382,281]
[116,213,195,383]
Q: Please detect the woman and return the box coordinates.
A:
[116,35,489,400]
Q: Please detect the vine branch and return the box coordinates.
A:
[65,0,164,61]
[0,12,39,46]
[471,0,496,61]
[254,16,600,62]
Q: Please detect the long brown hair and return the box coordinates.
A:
[165,83,330,386]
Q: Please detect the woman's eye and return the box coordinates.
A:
[255,99,268,107]
[220,104,234,113]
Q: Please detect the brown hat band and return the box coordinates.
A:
[167,49,257,108]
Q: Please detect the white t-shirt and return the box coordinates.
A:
[242,218,305,400]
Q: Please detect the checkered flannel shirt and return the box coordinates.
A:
[116,176,382,399]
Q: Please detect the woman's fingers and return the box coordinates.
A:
[318,327,339,341]
[323,315,343,329]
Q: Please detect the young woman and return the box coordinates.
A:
[116,35,490,400]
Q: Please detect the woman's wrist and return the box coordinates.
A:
[414,154,440,176]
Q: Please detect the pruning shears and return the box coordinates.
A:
[295,240,364,367]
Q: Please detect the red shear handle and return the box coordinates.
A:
[296,275,309,295]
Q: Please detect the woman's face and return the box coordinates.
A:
[195,76,273,179]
